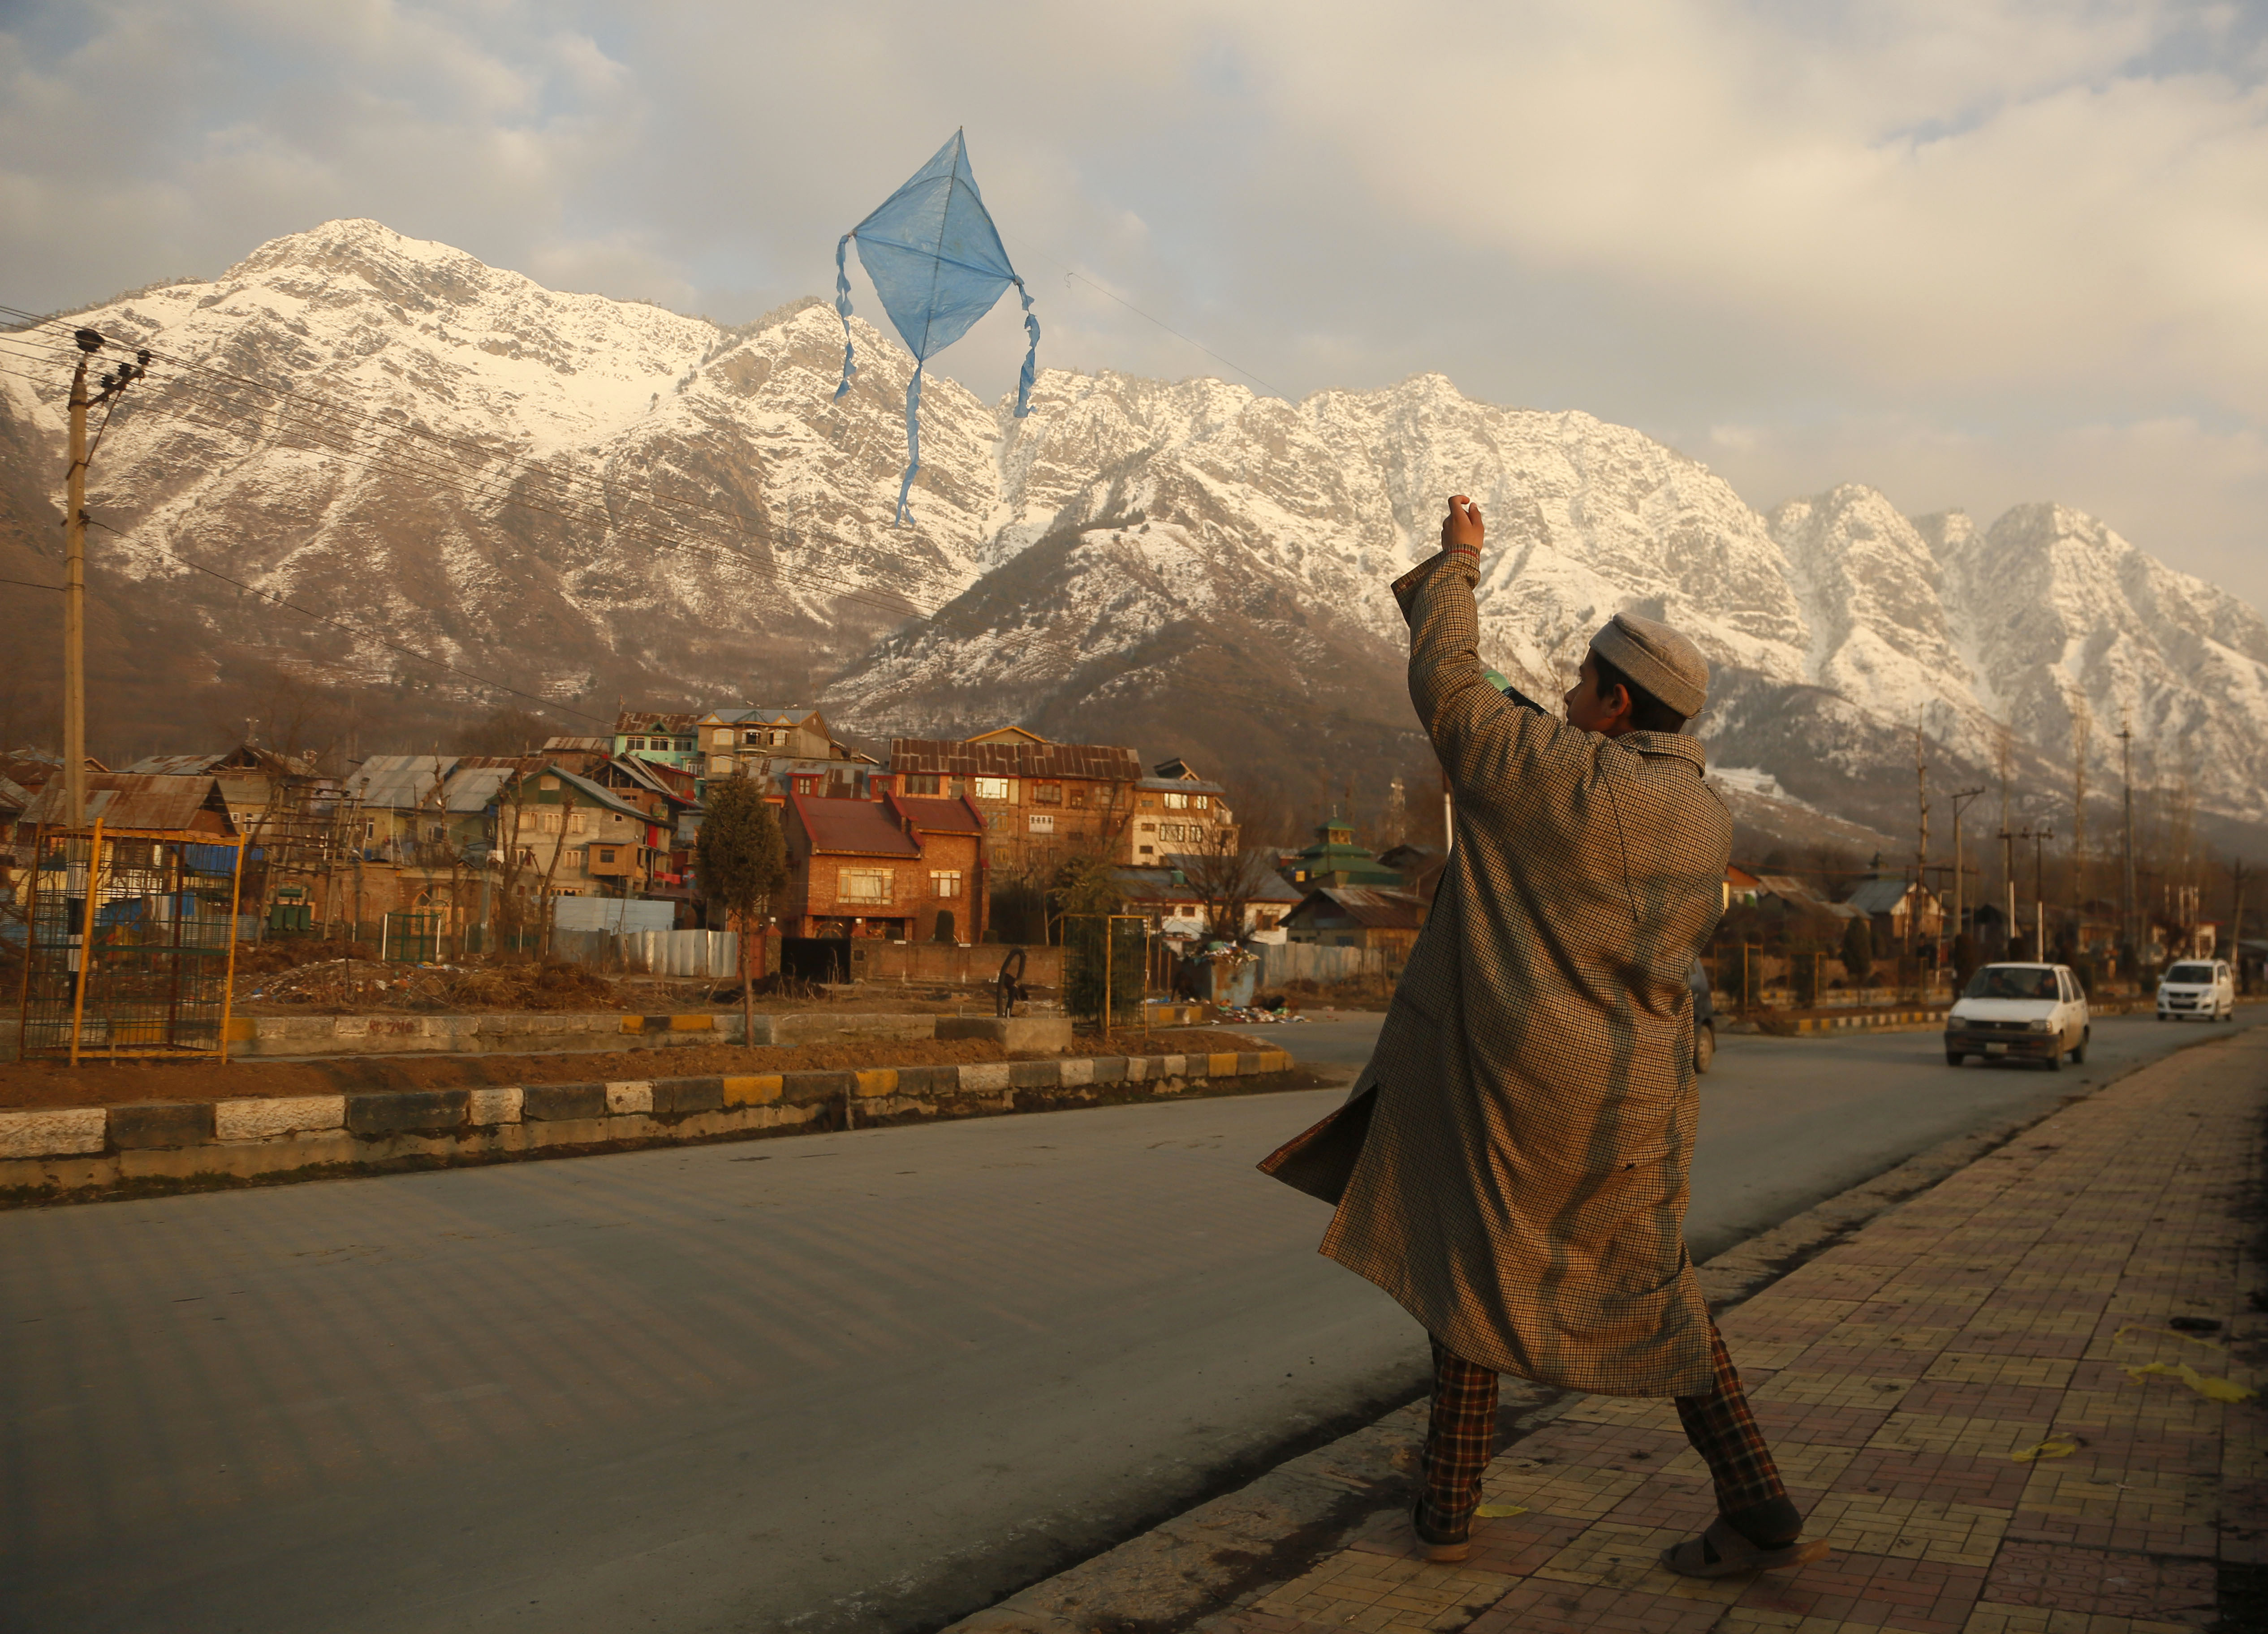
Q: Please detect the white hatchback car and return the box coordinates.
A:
[1945,963,2090,1069]
[2157,959,2236,1022]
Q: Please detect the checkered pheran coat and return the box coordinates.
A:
[1314,551,1732,1397]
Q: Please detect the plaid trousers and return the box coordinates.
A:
[1419,1320,1786,1538]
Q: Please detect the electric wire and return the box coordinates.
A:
[0,319,943,621]
[0,323,941,623]
[81,514,614,725]
[0,308,949,617]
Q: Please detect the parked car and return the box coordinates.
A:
[1945,962,2089,1069]
[2157,959,2236,1022]
[1689,958,1716,1075]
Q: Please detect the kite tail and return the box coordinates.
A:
[894,363,923,526]
[1012,276,1040,417]
[832,233,856,401]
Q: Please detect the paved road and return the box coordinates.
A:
[0,1013,2251,1634]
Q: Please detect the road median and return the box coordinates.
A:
[0,1047,1312,1207]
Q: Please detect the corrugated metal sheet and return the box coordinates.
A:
[18,773,233,833]
[889,736,1142,781]
[792,795,919,857]
[892,795,982,833]
[615,711,698,734]
[1290,886,1426,931]
[346,754,451,811]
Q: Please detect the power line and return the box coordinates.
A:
[0,310,952,622]
[82,514,614,725]
[0,304,946,601]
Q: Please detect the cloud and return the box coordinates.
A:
[0,0,2262,613]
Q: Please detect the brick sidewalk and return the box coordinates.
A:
[1207,1028,2268,1634]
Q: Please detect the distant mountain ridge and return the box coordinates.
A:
[1,218,2260,847]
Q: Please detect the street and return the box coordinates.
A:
[0,1013,2252,1634]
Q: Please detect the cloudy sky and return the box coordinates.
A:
[4,0,2266,612]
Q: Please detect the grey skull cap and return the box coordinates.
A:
[1588,610,1708,720]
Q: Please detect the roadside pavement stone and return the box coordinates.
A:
[1007,1027,2267,1634]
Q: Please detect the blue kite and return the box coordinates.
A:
[834,129,1039,525]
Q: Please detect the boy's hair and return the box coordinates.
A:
[1593,654,1690,734]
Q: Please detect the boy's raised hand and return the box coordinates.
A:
[1442,494,1484,555]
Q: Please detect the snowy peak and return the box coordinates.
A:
[2,219,2262,837]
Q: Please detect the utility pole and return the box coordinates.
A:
[1914,717,1930,961]
[2118,715,2137,979]
[2000,824,2018,956]
[58,327,147,828]
[1949,787,1985,950]
[62,330,97,828]
[2231,858,2251,994]
[2027,823,2055,959]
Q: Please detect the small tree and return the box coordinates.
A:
[697,775,787,1043]
[1842,916,1875,990]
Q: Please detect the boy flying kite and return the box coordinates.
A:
[1263,495,1823,1578]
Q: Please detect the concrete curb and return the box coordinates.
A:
[0,1008,1071,1060]
[0,1049,1301,1206]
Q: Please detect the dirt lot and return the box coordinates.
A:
[232,945,1026,1017]
[0,1029,1271,1112]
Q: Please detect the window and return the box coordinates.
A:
[711,728,733,747]
[902,774,941,795]
[569,812,586,834]
[838,868,893,903]
[744,730,764,745]
[1028,813,1055,833]
[1139,844,1155,856]
[627,737,647,750]
[1138,821,1156,833]
[599,848,617,864]
[540,775,560,791]
[793,774,820,795]
[1033,782,1062,804]
[1069,785,1086,807]
[1193,795,1208,809]
[931,870,962,898]
[1164,791,1188,809]
[973,776,1010,801]
[518,848,535,867]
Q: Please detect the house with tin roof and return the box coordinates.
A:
[768,790,992,944]
[1281,885,1428,955]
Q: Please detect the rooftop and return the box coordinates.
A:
[890,736,1142,782]
[1288,886,1427,931]
[18,772,234,834]
[890,795,983,834]
[792,794,920,858]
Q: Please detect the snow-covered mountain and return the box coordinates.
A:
[3,219,2262,845]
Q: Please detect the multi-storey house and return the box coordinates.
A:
[778,790,986,943]
[885,727,1143,884]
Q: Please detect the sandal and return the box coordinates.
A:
[1660,1516,1828,1578]
[1409,1501,1470,1564]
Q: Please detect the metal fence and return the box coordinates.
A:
[14,822,247,1062]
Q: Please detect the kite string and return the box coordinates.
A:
[1016,245,1282,397]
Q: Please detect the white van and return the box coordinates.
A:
[1945,963,2090,1069]
[2157,960,2236,1022]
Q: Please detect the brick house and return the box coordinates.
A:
[885,727,1143,884]
[781,791,987,943]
